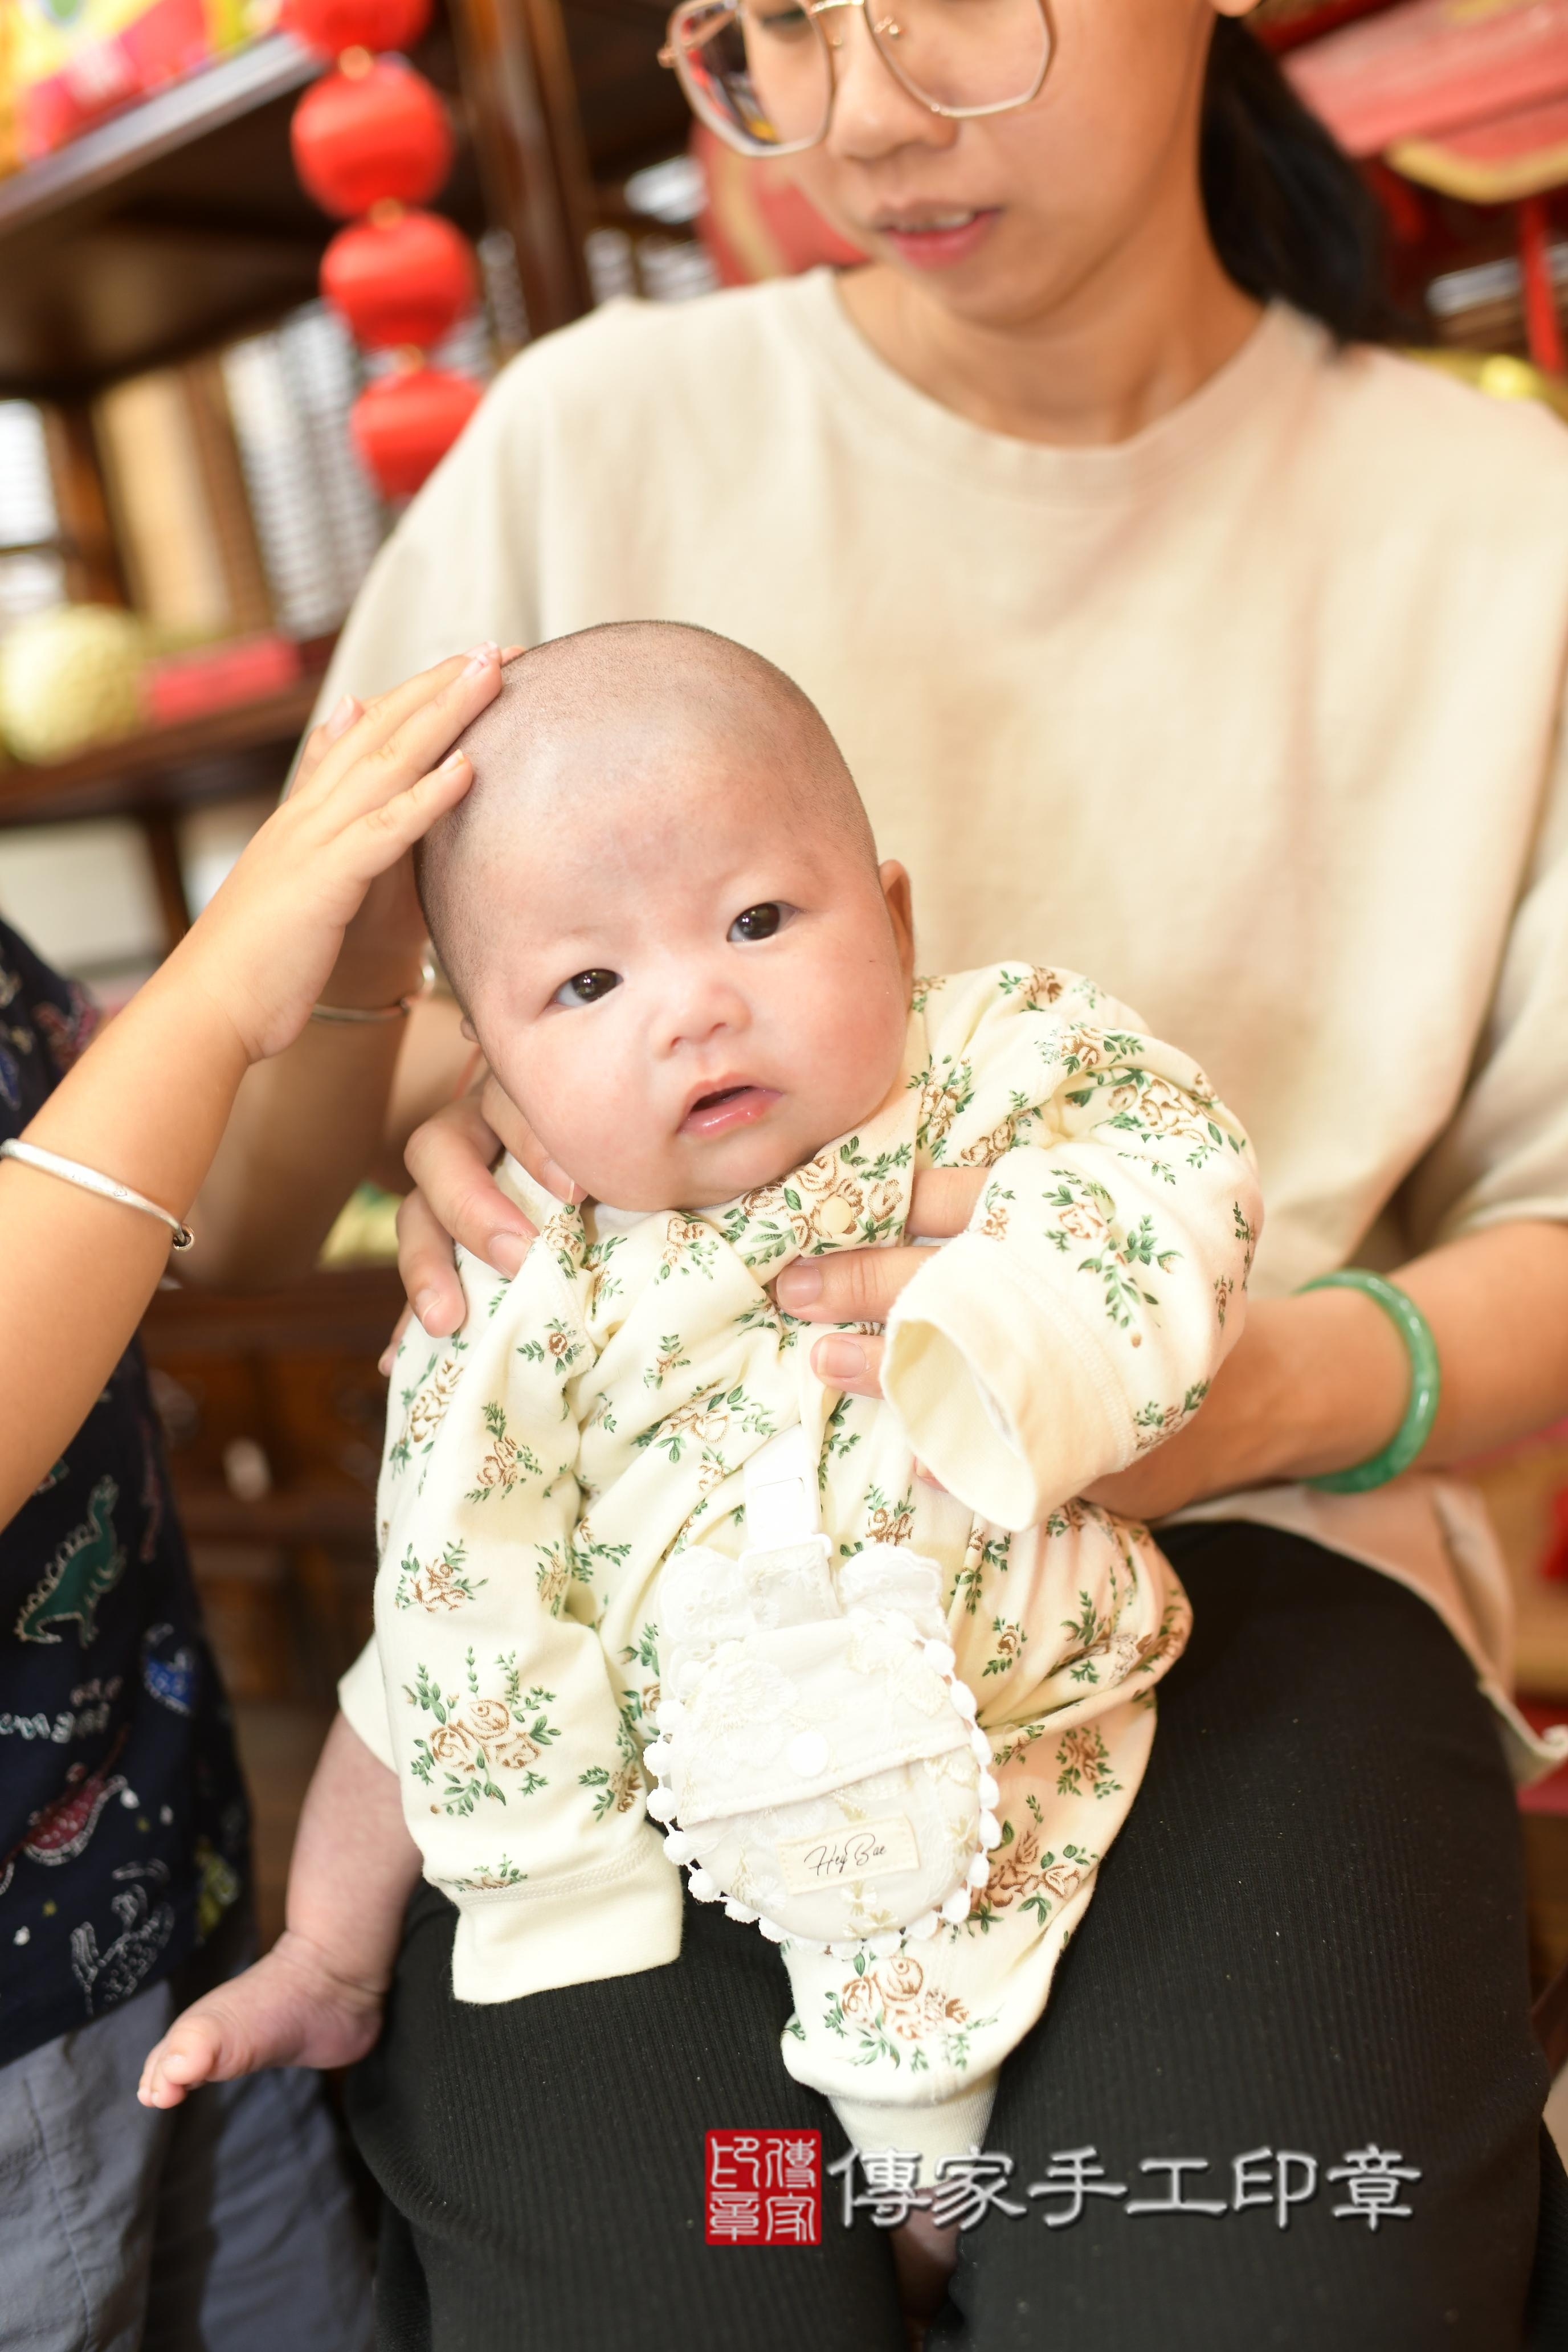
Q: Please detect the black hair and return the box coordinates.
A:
[1200,15,1408,344]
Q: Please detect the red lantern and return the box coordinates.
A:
[351,366,483,499]
[281,0,431,56]
[321,209,475,348]
[291,58,452,218]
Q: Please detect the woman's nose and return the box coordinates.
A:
[823,3,958,164]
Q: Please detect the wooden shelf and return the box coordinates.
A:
[0,648,330,825]
[0,36,324,243]
[145,1259,402,1352]
[0,26,497,394]
[0,2,679,393]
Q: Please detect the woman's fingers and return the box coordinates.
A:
[289,644,499,816]
[285,654,473,807]
[332,746,474,888]
[403,1089,538,1284]
[808,1330,885,1399]
[305,650,504,831]
[289,692,361,798]
[395,1187,468,1337]
[907,1165,986,1238]
[769,1178,979,1325]
[774,1243,938,1325]
[477,1075,583,1204]
[378,1301,414,1380]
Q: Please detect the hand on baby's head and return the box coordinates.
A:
[416,622,913,1212]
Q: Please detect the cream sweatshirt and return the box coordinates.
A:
[318,276,1568,1761]
[341,966,1259,2171]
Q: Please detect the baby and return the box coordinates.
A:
[141,622,1260,2179]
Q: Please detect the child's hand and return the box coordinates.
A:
[165,647,509,1067]
[137,1928,386,2109]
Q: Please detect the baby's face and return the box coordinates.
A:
[455,737,914,1212]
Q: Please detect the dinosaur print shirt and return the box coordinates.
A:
[0,921,249,2066]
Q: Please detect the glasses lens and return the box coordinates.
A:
[675,1,830,153]
[869,0,1049,115]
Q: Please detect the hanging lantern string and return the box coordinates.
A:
[284,0,484,500]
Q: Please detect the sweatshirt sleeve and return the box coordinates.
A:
[338,1635,395,1771]
[373,1203,681,2003]
[882,965,1261,1530]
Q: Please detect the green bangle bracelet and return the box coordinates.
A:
[1298,1269,1442,1494]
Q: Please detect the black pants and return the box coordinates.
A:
[348,1524,1567,2350]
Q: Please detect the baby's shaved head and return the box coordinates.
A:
[418,621,876,999]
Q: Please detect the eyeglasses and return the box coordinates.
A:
[659,0,1053,159]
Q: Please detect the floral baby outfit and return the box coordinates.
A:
[341,963,1260,2172]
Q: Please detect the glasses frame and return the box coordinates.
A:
[659,0,1054,159]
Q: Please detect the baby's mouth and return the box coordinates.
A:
[680,1084,781,1139]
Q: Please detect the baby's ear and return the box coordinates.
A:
[880,860,915,981]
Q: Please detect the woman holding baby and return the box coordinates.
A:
[6,0,1568,2339]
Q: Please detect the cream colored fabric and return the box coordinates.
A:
[318,277,1568,1720]
[346,966,1257,2170]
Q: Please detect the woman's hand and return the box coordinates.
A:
[776,1221,1404,1516]
[0,648,516,1520]
[385,1128,1568,1508]
[770,1183,1394,1517]
[170,647,509,1065]
[393,1154,993,1360]
[281,646,521,1011]
[390,1075,581,1356]
[771,1167,987,1390]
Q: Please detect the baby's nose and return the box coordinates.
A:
[660,974,750,1054]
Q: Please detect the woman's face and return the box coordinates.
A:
[783,0,1222,333]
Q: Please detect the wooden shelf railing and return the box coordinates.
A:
[0,36,325,244]
[0,647,330,827]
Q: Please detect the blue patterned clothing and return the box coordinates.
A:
[0,920,250,2067]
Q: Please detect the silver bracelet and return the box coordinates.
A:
[1,1138,193,1250]
[310,959,436,1026]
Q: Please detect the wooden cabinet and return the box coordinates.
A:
[141,1264,402,1702]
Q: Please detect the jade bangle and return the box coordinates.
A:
[1298,1269,1441,1493]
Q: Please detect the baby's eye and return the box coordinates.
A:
[553,969,621,1008]
[729,903,786,943]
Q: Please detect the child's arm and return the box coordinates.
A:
[0,651,503,1524]
[371,1186,683,2004]
[138,1713,417,2108]
[881,965,1261,1530]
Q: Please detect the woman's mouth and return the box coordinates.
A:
[680,1084,781,1139]
[874,207,1002,270]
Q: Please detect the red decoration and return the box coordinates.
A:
[281,0,431,56]
[1541,1487,1568,1582]
[692,125,864,287]
[1518,195,1566,377]
[321,209,476,349]
[291,58,453,218]
[350,368,483,499]
[288,0,483,499]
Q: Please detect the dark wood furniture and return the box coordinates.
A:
[0,0,684,888]
[142,1264,404,1942]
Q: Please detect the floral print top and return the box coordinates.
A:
[0,922,248,2067]
[342,963,1259,2169]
